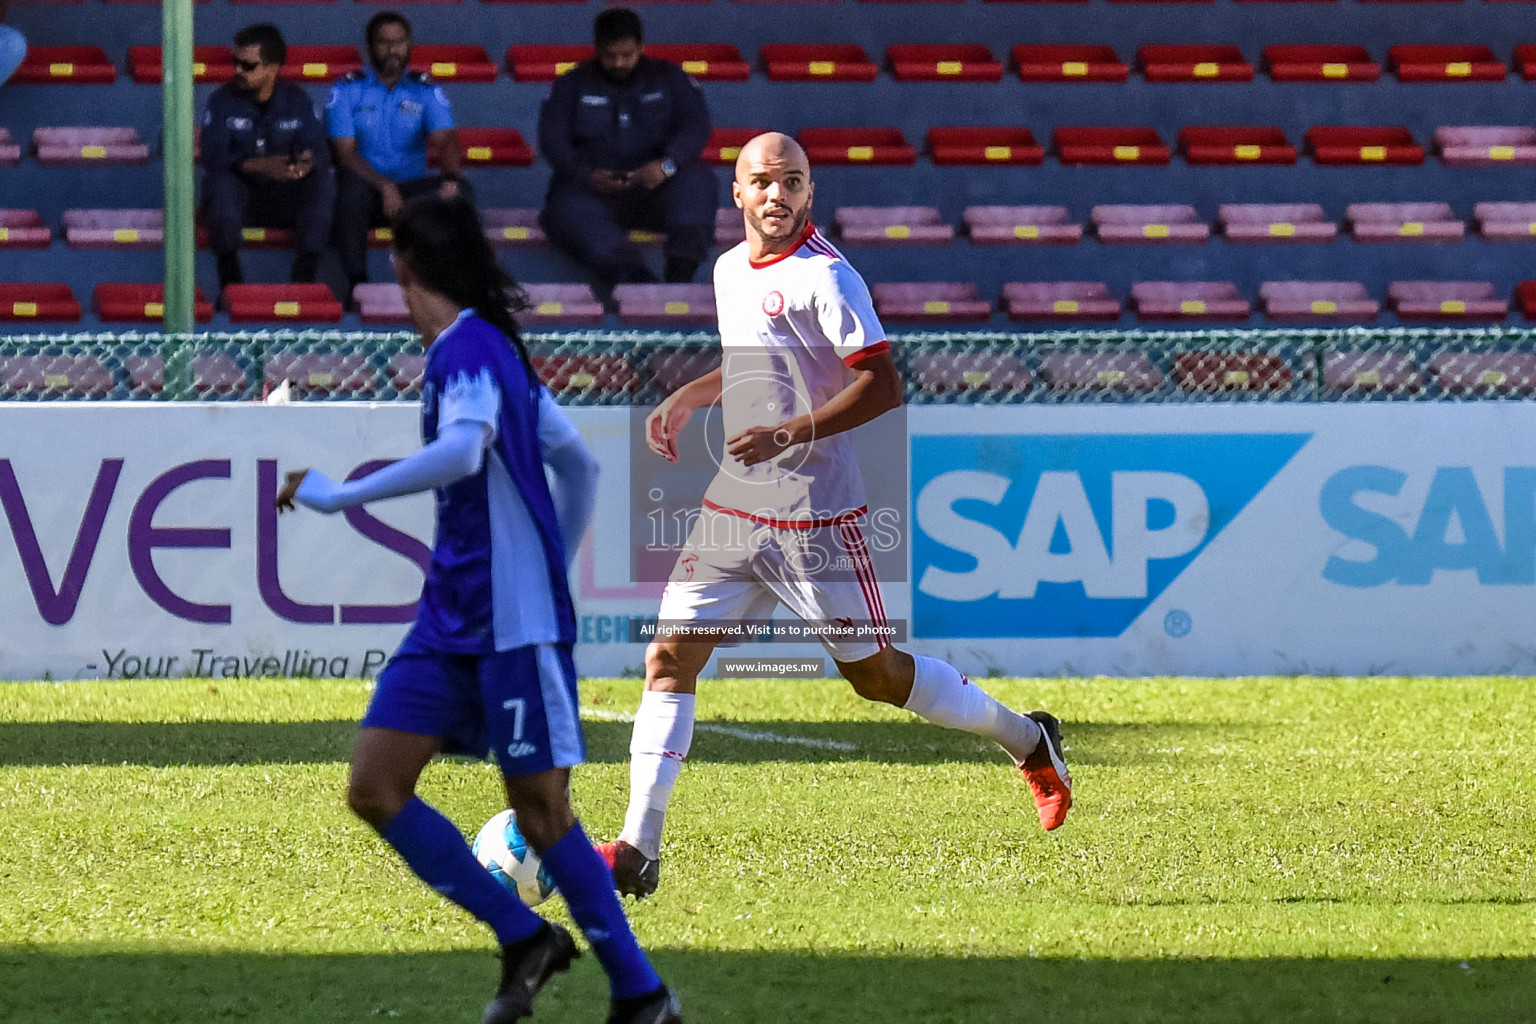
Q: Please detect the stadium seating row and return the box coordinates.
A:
[0,127,533,167]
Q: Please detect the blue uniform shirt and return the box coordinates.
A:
[202,80,330,175]
[414,311,577,655]
[326,68,454,182]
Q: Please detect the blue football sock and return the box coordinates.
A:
[540,822,663,999]
[380,797,545,946]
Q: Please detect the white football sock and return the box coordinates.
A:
[617,690,696,861]
[903,655,1042,764]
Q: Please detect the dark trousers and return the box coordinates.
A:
[540,161,716,287]
[202,168,335,257]
[333,169,474,285]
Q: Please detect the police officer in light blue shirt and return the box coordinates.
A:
[327,11,467,295]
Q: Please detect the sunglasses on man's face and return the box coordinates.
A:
[234,58,267,73]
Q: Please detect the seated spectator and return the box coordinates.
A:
[538,8,715,289]
[327,11,467,298]
[201,23,335,292]
[0,2,26,87]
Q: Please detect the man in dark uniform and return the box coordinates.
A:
[537,8,715,288]
[201,23,335,292]
[327,11,467,299]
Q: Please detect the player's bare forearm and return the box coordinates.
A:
[782,350,902,446]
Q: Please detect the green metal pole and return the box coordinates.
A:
[161,0,196,335]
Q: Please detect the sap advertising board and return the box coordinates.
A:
[3,402,1536,680]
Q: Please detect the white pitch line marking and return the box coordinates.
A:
[582,707,858,751]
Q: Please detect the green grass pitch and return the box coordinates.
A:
[2,675,1534,1023]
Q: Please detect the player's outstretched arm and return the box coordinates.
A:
[274,420,493,515]
[727,350,901,467]
[646,367,723,462]
[537,389,600,568]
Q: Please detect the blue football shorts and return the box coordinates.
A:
[362,635,586,776]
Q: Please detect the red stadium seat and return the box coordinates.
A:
[613,284,716,326]
[761,44,878,82]
[33,127,150,166]
[1263,45,1379,82]
[1388,281,1508,320]
[223,284,343,323]
[1475,202,1536,241]
[10,46,116,84]
[93,283,214,323]
[435,128,534,167]
[386,353,426,397]
[1013,44,1127,83]
[63,209,163,248]
[1179,126,1296,165]
[505,45,592,82]
[0,283,82,322]
[128,46,236,84]
[887,45,1002,82]
[1132,282,1251,321]
[647,348,720,395]
[1002,282,1120,320]
[1139,45,1253,82]
[1389,45,1504,82]
[1517,280,1536,318]
[129,350,255,399]
[797,127,915,165]
[1219,203,1337,243]
[1428,351,1536,396]
[411,45,497,83]
[835,206,954,245]
[265,349,380,399]
[0,210,50,248]
[909,351,1032,397]
[870,283,991,322]
[927,127,1043,166]
[482,208,548,247]
[195,225,295,249]
[1036,348,1162,394]
[1173,351,1294,393]
[1306,126,1424,165]
[523,284,605,326]
[704,127,772,165]
[646,45,751,81]
[1436,127,1536,166]
[532,352,642,400]
[1346,202,1464,242]
[1322,350,1423,395]
[715,208,745,247]
[1260,281,1379,321]
[0,129,18,166]
[353,284,411,326]
[1517,45,1536,81]
[279,46,363,82]
[966,207,1082,246]
[1092,204,1210,244]
[0,354,116,398]
[1054,126,1170,165]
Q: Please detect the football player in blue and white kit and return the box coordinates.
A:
[276,195,682,1024]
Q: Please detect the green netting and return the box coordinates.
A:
[3,327,1536,402]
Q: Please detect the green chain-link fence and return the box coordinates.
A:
[3,327,1536,402]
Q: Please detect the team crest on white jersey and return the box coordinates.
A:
[762,290,785,316]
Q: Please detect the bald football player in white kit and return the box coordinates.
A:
[596,132,1072,897]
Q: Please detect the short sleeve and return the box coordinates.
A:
[430,332,503,439]
[325,82,355,139]
[425,85,455,132]
[812,260,888,367]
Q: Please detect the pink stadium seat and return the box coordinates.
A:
[870,283,991,322]
[887,45,1002,82]
[761,44,878,82]
[1054,126,1170,165]
[1389,281,1508,320]
[278,46,363,82]
[1322,350,1424,395]
[1347,202,1464,242]
[1260,281,1380,321]
[927,127,1043,166]
[647,349,721,394]
[613,284,716,326]
[1132,282,1251,321]
[224,284,344,323]
[436,128,534,168]
[715,208,746,247]
[387,353,426,397]
[1173,351,1294,394]
[1219,204,1337,243]
[0,354,115,398]
[1036,348,1162,394]
[1264,44,1379,82]
[129,46,236,84]
[264,349,379,399]
[505,45,593,82]
[482,208,547,247]
[353,284,411,326]
[798,127,915,165]
[964,206,1082,246]
[909,351,1032,397]
[129,350,253,399]
[1428,351,1536,396]
[835,207,954,245]
[0,283,82,322]
[410,45,497,83]
[1389,45,1504,82]
[1092,205,1210,244]
[1436,127,1536,166]
[0,129,19,166]
[522,284,605,327]
[1013,44,1127,83]
[0,210,51,248]
[63,209,163,249]
[10,46,116,84]
[1475,202,1536,241]
[33,127,150,166]
[1139,45,1253,82]
[93,283,214,323]
[1179,126,1296,164]
[533,352,642,399]
[1307,126,1424,165]
[646,44,751,81]
[1002,282,1120,320]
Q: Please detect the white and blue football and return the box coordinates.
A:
[472,809,557,908]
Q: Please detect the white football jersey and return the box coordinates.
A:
[703,222,889,526]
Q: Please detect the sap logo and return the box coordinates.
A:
[1322,465,1536,587]
[911,434,1309,638]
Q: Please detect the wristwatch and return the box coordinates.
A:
[660,157,677,178]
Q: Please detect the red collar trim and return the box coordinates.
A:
[748,221,816,269]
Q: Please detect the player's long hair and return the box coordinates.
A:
[391,195,536,381]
